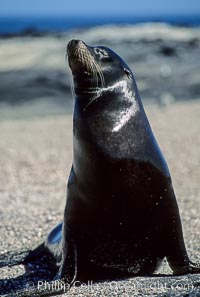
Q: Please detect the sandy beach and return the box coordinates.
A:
[0,99,200,296]
[0,24,200,296]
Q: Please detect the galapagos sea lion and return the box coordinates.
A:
[49,39,200,283]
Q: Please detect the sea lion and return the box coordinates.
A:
[1,39,199,295]
[48,39,200,282]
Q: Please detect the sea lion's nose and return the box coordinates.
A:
[67,39,85,53]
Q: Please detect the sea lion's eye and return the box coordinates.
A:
[124,68,132,79]
[94,48,109,58]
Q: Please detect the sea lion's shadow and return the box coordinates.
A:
[0,248,58,295]
[0,270,53,296]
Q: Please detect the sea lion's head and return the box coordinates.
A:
[67,40,137,110]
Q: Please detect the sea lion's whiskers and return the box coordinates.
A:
[77,45,105,90]
[83,59,105,110]
[83,60,99,111]
[90,55,105,89]
[78,49,98,87]
[87,57,98,89]
[68,44,105,110]
[86,54,99,89]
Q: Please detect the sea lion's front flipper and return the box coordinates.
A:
[23,223,63,267]
[166,195,200,275]
[168,254,200,275]
[55,238,77,285]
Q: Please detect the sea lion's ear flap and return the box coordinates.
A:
[124,68,132,79]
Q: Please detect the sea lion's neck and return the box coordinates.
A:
[74,79,142,114]
[73,86,145,147]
